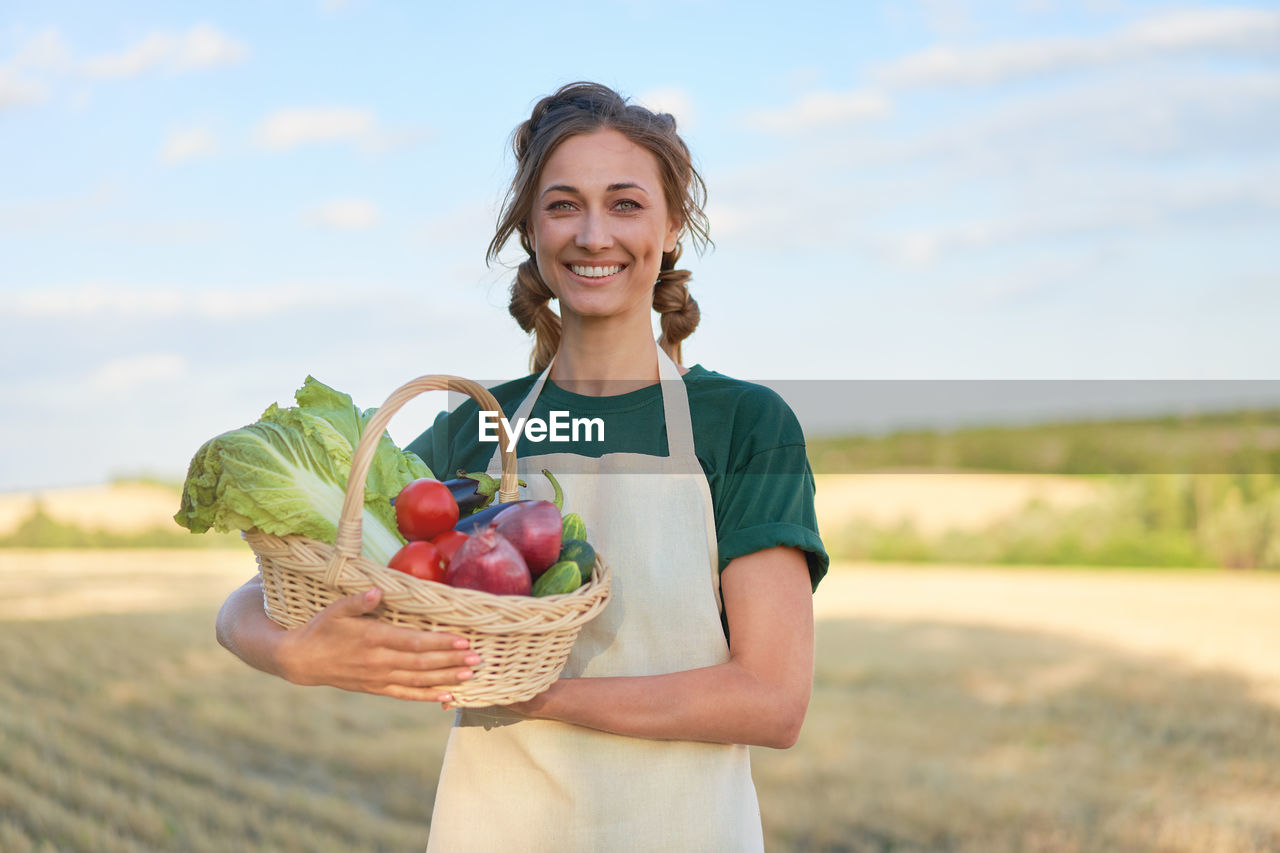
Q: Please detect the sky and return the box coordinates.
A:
[2,0,1278,491]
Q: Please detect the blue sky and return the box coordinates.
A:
[2,1,1278,490]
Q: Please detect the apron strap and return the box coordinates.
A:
[654,345,696,461]
[483,339,697,474]
[484,362,554,477]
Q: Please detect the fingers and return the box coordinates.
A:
[366,621,472,653]
[329,590,472,652]
[380,684,457,703]
[295,588,485,702]
[386,664,477,690]
[373,649,480,683]
[325,587,382,618]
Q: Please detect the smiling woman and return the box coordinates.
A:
[214,81,828,853]
[527,130,681,342]
[490,83,710,381]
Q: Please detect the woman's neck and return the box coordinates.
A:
[549,315,663,396]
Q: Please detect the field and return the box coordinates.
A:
[3,545,1279,852]
[0,483,182,538]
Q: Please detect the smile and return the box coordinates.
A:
[568,264,624,278]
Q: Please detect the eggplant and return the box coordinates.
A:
[453,500,529,535]
[540,468,564,511]
[452,468,564,534]
[442,471,531,517]
[443,475,494,516]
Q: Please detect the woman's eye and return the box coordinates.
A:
[615,199,641,211]
[547,200,574,211]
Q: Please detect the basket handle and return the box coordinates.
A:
[329,376,518,574]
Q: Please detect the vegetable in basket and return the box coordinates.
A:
[494,501,562,575]
[395,477,459,540]
[446,471,511,516]
[447,524,532,595]
[173,376,431,565]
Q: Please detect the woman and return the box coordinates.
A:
[217,82,827,851]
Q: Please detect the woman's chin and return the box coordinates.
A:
[557,295,649,325]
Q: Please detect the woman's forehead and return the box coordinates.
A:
[538,129,662,192]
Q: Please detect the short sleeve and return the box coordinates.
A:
[714,444,828,592]
[697,380,829,593]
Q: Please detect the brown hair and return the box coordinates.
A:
[487,81,711,372]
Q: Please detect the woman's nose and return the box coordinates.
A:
[574,211,611,251]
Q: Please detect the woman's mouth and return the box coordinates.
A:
[567,263,625,279]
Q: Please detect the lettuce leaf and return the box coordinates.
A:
[174,376,432,565]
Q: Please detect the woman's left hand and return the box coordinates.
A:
[480,546,815,747]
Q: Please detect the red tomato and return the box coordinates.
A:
[430,529,470,569]
[395,478,459,541]
[387,540,445,583]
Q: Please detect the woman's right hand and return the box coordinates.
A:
[278,586,480,702]
[217,578,479,704]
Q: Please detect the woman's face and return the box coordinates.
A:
[528,128,680,330]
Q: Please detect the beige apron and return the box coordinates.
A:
[426,345,764,852]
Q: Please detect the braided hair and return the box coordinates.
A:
[487,82,711,371]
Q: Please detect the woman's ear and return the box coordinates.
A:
[664,215,681,254]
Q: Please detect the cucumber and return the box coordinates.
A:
[532,560,582,597]
[558,539,596,584]
[561,512,587,542]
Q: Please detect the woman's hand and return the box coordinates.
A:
[217,577,480,704]
[506,546,814,748]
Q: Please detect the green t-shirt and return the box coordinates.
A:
[406,365,828,596]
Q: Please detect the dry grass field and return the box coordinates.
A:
[813,472,1105,536]
[0,473,1100,540]
[3,547,1279,851]
[0,483,182,538]
[3,479,1279,850]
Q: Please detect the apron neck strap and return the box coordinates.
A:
[485,340,696,473]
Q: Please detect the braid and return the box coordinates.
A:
[653,244,700,365]
[508,258,562,372]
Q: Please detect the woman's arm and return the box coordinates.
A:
[216,575,483,703]
[506,546,815,748]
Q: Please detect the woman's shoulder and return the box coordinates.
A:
[683,365,808,469]
[683,365,803,432]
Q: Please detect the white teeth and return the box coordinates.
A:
[570,264,622,278]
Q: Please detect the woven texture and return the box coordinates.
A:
[242,374,612,707]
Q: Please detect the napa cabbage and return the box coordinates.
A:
[174,376,431,564]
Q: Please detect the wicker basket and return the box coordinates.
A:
[244,374,612,707]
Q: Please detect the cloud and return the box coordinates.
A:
[918,0,977,37]
[743,88,891,133]
[306,198,380,230]
[416,199,497,249]
[0,68,45,110]
[635,86,696,129]
[255,106,378,150]
[0,28,68,111]
[877,68,1280,173]
[81,24,247,79]
[874,7,1280,88]
[161,126,218,164]
[875,168,1280,266]
[10,28,72,72]
[0,282,368,320]
[708,59,1280,263]
[87,353,187,394]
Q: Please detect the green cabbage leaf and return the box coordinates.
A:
[174,376,431,564]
